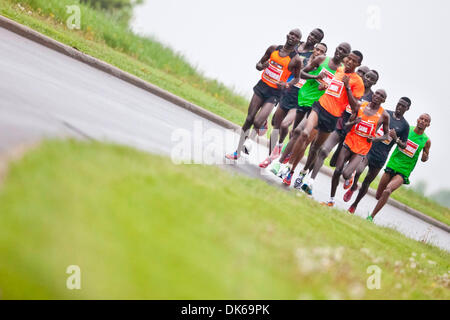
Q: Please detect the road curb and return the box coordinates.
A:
[1,14,448,233]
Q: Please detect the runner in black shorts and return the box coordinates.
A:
[345,97,410,213]
[271,43,348,176]
[312,100,338,132]
[259,30,325,168]
[225,29,303,160]
[253,80,282,104]
[329,67,379,167]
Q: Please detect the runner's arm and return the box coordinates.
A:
[372,112,390,143]
[344,116,361,129]
[286,57,303,88]
[390,129,407,149]
[300,55,326,80]
[256,45,276,71]
[421,139,431,162]
[343,76,360,114]
[395,125,409,149]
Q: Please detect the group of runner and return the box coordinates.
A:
[225,28,431,221]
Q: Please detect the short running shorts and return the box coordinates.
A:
[253,80,282,104]
[384,167,410,185]
[279,86,300,111]
[367,152,388,169]
[312,101,339,133]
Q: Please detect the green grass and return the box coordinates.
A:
[1,0,448,226]
[0,140,448,299]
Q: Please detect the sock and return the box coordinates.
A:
[330,196,335,203]
[300,169,307,175]
[308,178,315,187]
[236,128,249,155]
[286,162,293,171]
[270,129,280,153]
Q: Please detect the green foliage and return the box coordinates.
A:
[430,189,450,208]
[411,180,428,196]
[80,0,143,25]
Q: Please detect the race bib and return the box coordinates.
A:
[325,78,344,98]
[262,60,283,84]
[400,139,419,158]
[355,120,375,138]
[316,69,335,86]
[294,79,306,88]
[345,104,352,114]
[376,126,392,145]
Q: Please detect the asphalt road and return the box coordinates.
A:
[1,26,449,252]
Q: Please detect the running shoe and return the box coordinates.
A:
[281,143,287,154]
[321,201,335,207]
[282,152,291,164]
[270,162,281,175]
[293,173,306,190]
[270,144,283,159]
[348,206,356,214]
[343,189,354,202]
[225,151,239,160]
[366,215,374,223]
[301,183,313,195]
[278,164,290,179]
[282,171,293,186]
[343,172,355,190]
[259,157,272,168]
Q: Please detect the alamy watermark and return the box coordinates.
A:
[366,5,382,30]
[66,265,81,290]
[366,265,382,290]
[66,5,81,30]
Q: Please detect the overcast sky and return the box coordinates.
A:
[132,0,449,193]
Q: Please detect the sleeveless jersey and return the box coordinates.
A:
[319,67,365,117]
[344,102,384,155]
[297,57,337,107]
[261,46,296,89]
[386,126,429,178]
[369,110,409,162]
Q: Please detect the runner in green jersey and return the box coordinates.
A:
[270,43,349,175]
[369,114,431,221]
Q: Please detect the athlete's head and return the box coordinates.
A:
[416,113,431,130]
[363,70,379,89]
[334,42,351,61]
[306,28,324,46]
[313,43,327,58]
[395,97,411,117]
[372,89,387,105]
[344,50,363,73]
[287,29,302,46]
[356,66,370,78]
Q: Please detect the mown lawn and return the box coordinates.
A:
[0,140,448,299]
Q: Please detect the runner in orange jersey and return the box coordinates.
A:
[322,89,390,207]
[225,29,303,160]
[282,50,365,188]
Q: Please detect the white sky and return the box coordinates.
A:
[132,0,450,193]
